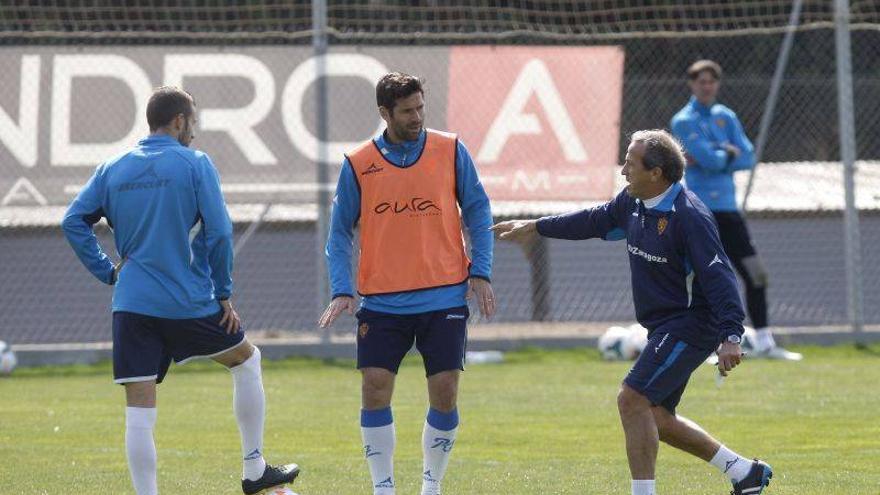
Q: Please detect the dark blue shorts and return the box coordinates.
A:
[623,332,713,414]
[356,306,468,377]
[112,310,245,385]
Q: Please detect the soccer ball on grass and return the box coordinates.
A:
[597,325,648,361]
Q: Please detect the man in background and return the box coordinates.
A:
[671,59,800,360]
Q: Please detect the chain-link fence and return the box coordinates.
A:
[0,1,878,345]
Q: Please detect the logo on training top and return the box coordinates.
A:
[627,243,668,263]
[361,163,384,176]
[657,217,668,236]
[708,254,723,267]
[118,164,169,192]
[374,197,441,217]
[358,322,369,338]
[716,118,726,128]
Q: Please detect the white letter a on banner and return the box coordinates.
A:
[477,59,587,163]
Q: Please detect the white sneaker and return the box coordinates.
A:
[757,345,803,361]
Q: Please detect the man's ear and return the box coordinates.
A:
[651,167,664,182]
[378,106,391,122]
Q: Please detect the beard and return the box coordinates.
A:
[394,122,422,141]
[178,120,194,147]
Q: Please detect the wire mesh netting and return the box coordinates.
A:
[1,1,878,40]
[0,2,878,344]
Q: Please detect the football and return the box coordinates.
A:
[597,326,633,360]
[0,340,17,375]
[623,323,649,359]
[598,324,649,361]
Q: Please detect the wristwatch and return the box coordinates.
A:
[726,334,742,345]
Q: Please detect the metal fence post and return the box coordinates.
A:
[835,0,865,338]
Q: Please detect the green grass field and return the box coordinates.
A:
[2,345,879,494]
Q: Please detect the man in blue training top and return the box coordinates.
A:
[62,86,299,495]
[671,59,800,360]
[492,130,773,495]
[318,72,495,495]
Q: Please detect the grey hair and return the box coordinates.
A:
[630,129,686,183]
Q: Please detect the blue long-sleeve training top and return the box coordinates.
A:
[62,134,233,319]
[536,183,745,350]
[671,96,755,212]
[326,129,494,315]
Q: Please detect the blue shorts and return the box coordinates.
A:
[356,306,468,377]
[623,332,713,414]
[112,310,245,385]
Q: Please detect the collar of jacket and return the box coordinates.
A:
[688,95,715,116]
[637,182,682,217]
[376,128,427,158]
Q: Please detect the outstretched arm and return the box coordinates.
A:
[493,189,632,242]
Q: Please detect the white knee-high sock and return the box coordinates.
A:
[710,444,753,483]
[631,479,655,495]
[421,407,459,495]
[361,407,395,495]
[230,346,267,481]
[126,406,158,495]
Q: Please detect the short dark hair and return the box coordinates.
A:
[147,86,194,132]
[376,72,424,114]
[687,59,722,80]
[631,129,685,183]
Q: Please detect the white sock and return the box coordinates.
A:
[631,479,655,495]
[421,408,459,495]
[125,406,158,495]
[710,445,753,483]
[754,328,777,350]
[230,346,267,481]
[361,407,395,495]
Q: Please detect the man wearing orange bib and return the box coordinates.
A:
[319,73,495,495]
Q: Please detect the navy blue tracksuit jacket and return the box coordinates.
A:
[537,183,745,350]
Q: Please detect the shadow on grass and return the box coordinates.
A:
[9,343,876,381]
[853,342,880,357]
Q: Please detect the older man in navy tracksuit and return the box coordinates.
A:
[492,130,773,495]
